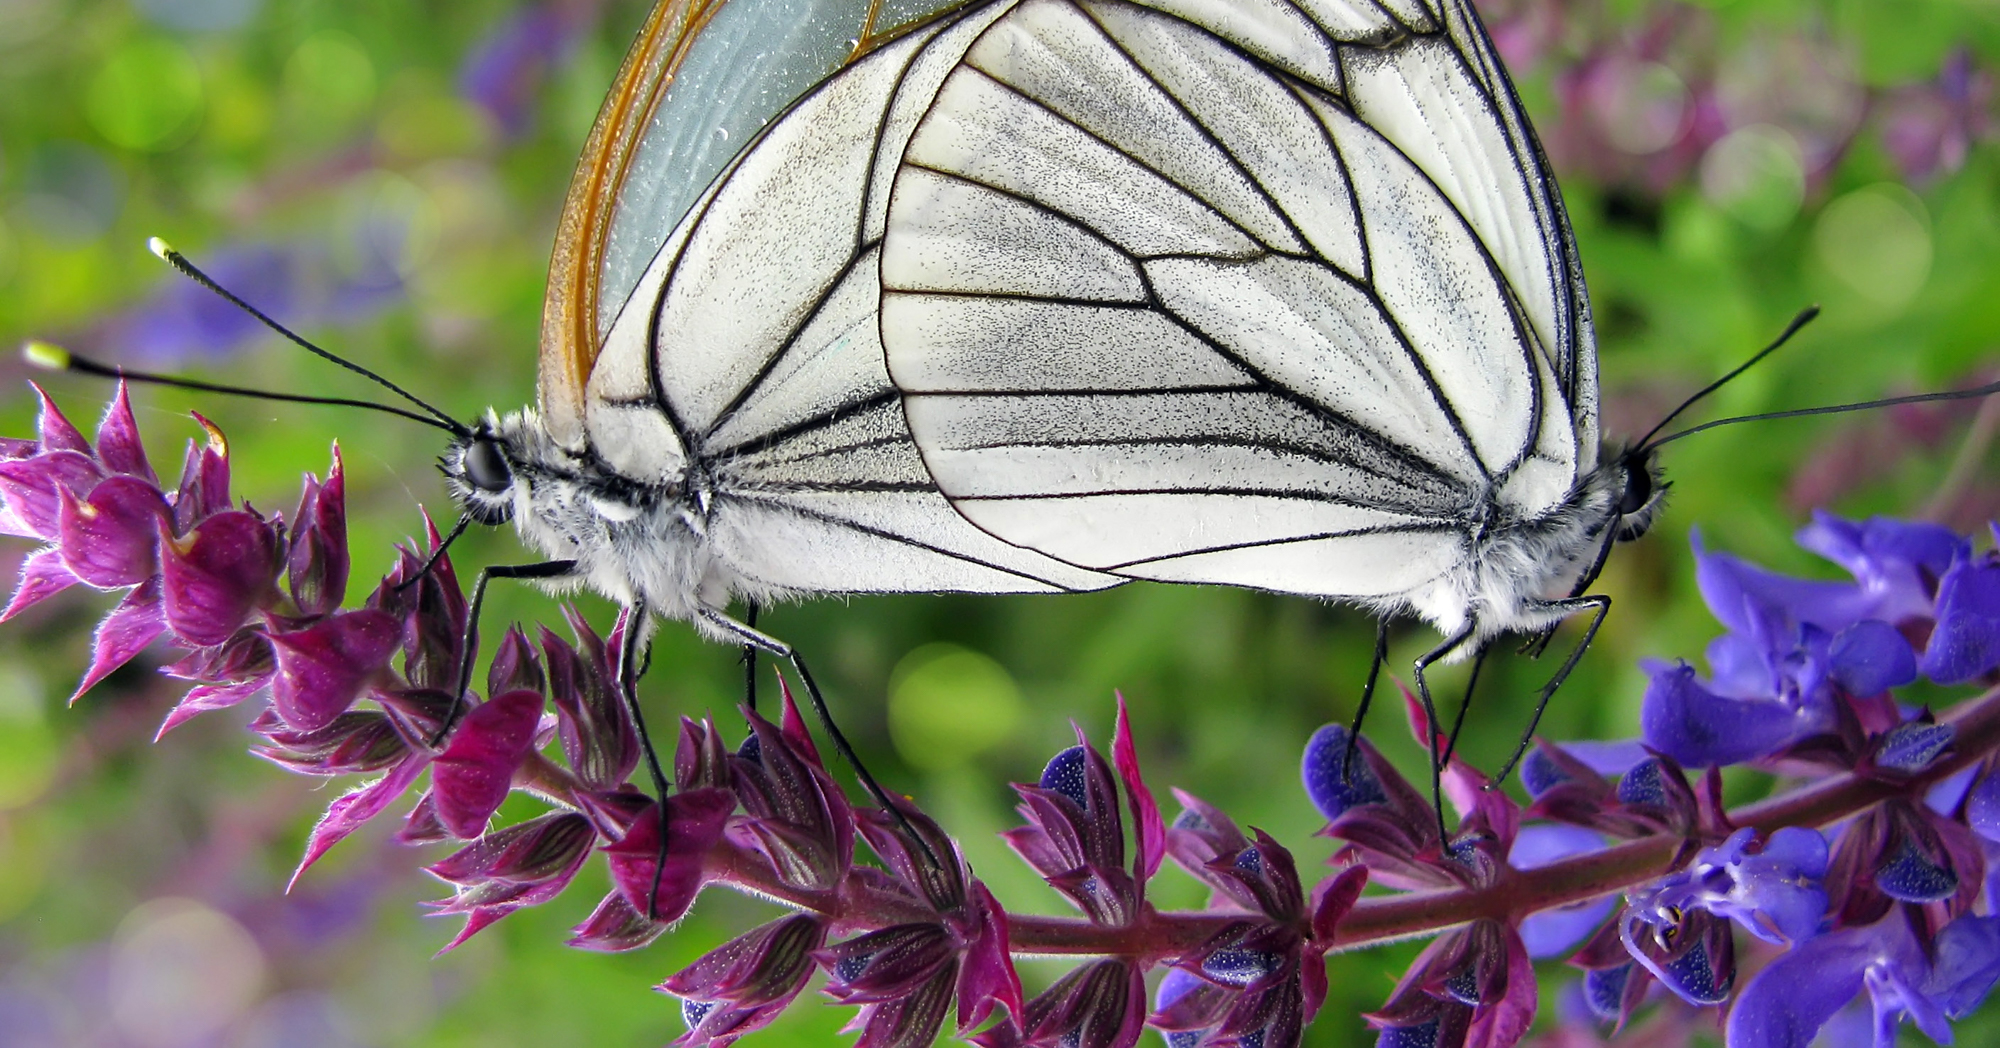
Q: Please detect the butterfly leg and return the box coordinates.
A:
[741,602,760,715]
[1341,618,1392,781]
[1412,622,1477,848]
[615,600,681,920]
[1438,643,1492,770]
[1488,594,1613,787]
[432,558,579,747]
[1522,528,1620,660]
[697,608,941,870]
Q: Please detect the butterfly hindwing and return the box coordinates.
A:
[881,0,1591,599]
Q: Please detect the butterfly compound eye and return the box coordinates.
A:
[1617,462,1653,516]
[464,439,512,494]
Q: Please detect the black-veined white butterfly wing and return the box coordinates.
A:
[880,0,1593,601]
[578,0,1119,596]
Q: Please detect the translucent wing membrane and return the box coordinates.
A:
[540,0,971,448]
[882,0,1592,600]
[581,2,1118,596]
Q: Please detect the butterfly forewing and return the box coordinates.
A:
[880,0,1593,599]
[539,0,973,449]
[576,0,1119,597]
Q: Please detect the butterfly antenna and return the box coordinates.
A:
[22,341,461,434]
[146,238,470,438]
[1646,377,2000,450]
[395,514,473,592]
[1633,306,1821,453]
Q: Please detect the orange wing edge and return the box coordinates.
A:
[537,0,723,449]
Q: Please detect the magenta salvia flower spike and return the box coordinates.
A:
[17,389,2000,1048]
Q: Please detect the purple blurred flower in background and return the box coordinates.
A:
[1879,50,1996,186]
[93,241,403,366]
[459,0,604,139]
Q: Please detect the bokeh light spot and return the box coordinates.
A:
[889,644,1024,771]
[1814,184,1932,312]
[282,31,377,133]
[85,38,205,152]
[1593,60,1690,155]
[110,898,267,1048]
[1699,124,1806,231]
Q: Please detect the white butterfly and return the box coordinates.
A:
[444,0,1663,779]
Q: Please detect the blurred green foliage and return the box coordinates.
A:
[0,0,1996,1045]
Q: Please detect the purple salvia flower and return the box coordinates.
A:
[1112,692,1165,882]
[542,605,639,791]
[1727,909,2000,1048]
[569,889,669,953]
[1625,827,1829,951]
[56,475,167,588]
[731,681,856,894]
[678,713,734,793]
[429,688,547,838]
[834,800,1023,1037]
[1369,918,1537,1048]
[1618,904,1734,1008]
[267,608,400,732]
[1302,723,1448,890]
[1151,968,1229,1048]
[1640,658,1830,767]
[73,578,166,704]
[1918,546,2000,685]
[598,787,734,926]
[291,750,431,889]
[0,447,104,541]
[285,449,348,616]
[423,811,596,951]
[1829,619,1920,697]
[169,413,232,533]
[377,514,468,693]
[251,709,411,776]
[1005,733,1140,926]
[2,546,80,619]
[834,963,957,1048]
[158,508,281,646]
[156,626,274,735]
[1793,513,1965,630]
[1823,798,1982,927]
[663,913,828,1048]
[978,958,1147,1048]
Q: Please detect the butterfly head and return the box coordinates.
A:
[1612,445,1669,541]
[442,423,520,526]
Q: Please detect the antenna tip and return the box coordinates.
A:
[21,341,71,371]
[146,236,174,260]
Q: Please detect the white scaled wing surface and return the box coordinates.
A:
[881,0,1596,601]
[585,1,1117,596]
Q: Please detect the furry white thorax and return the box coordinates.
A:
[479,409,788,641]
[1389,450,1643,657]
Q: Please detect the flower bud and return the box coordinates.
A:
[430,688,546,837]
[159,509,281,647]
[268,609,400,732]
[285,452,349,616]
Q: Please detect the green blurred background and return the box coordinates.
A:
[0,0,1996,1045]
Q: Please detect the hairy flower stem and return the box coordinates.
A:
[693,685,2000,961]
[1333,682,2000,952]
